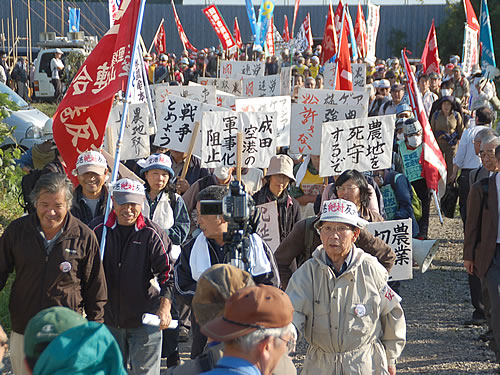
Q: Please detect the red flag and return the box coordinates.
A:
[354,2,367,59]
[203,5,236,52]
[463,0,480,33]
[283,15,290,42]
[420,20,440,74]
[335,9,352,91]
[305,14,313,50]
[233,17,243,49]
[53,0,140,180]
[291,0,301,37]
[172,0,198,52]
[402,48,447,195]
[154,22,166,55]
[266,17,275,56]
[320,3,337,65]
[334,0,344,37]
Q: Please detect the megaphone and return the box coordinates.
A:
[412,239,440,273]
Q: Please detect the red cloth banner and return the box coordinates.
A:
[283,15,290,42]
[402,48,447,195]
[172,0,198,52]
[420,20,440,74]
[463,0,480,33]
[266,17,275,56]
[335,6,352,91]
[233,17,243,49]
[154,23,166,55]
[320,3,337,65]
[334,0,344,37]
[291,0,300,36]
[354,2,367,59]
[53,0,140,180]
[203,5,236,52]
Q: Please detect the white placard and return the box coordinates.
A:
[280,66,292,96]
[352,64,366,91]
[105,103,150,160]
[366,3,380,61]
[365,219,413,281]
[153,84,217,116]
[235,96,291,147]
[216,91,238,111]
[201,111,276,168]
[319,115,395,175]
[219,61,265,79]
[199,77,243,96]
[256,201,280,253]
[242,74,281,97]
[290,103,367,155]
[298,88,370,114]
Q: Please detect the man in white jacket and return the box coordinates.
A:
[286,199,406,375]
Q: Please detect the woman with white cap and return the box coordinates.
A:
[286,199,406,375]
[253,154,301,242]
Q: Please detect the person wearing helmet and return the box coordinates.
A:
[397,118,430,240]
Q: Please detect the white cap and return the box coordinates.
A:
[314,199,368,229]
[379,79,390,89]
[73,151,107,176]
[112,178,145,205]
[55,48,63,54]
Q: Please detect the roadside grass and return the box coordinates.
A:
[32,102,58,118]
[0,195,23,332]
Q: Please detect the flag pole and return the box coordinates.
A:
[148,18,164,54]
[100,0,148,260]
[139,43,158,134]
[332,4,347,90]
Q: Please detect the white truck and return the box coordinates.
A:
[31,32,97,102]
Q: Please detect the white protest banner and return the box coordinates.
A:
[322,62,337,90]
[242,74,281,97]
[365,219,413,281]
[201,111,276,168]
[129,50,147,104]
[298,88,370,115]
[366,2,380,62]
[280,66,292,95]
[216,91,238,110]
[199,77,243,96]
[235,96,291,147]
[462,24,479,77]
[105,102,150,160]
[319,115,395,176]
[256,201,281,253]
[153,84,217,116]
[352,63,366,91]
[219,61,265,79]
[290,103,367,155]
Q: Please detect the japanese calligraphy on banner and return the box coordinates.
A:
[298,88,370,114]
[256,201,280,253]
[216,91,238,110]
[199,77,243,96]
[105,102,150,160]
[153,84,217,116]
[235,95,291,147]
[201,111,276,168]
[365,219,413,281]
[219,61,265,79]
[366,2,380,62]
[462,24,479,77]
[129,48,147,104]
[202,5,237,52]
[242,74,280,97]
[319,115,395,176]
[280,66,292,95]
[351,63,367,91]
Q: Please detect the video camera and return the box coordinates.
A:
[200,181,260,272]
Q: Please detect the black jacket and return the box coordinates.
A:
[91,212,173,328]
[71,185,108,226]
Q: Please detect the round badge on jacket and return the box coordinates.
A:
[59,261,72,273]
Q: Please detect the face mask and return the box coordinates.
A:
[397,133,405,141]
[407,135,422,148]
[441,89,452,97]
[214,166,231,180]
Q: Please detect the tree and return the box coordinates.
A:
[387,28,409,57]
[437,0,499,65]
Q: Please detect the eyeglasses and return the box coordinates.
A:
[479,149,495,158]
[336,185,359,192]
[277,336,296,354]
[319,225,353,236]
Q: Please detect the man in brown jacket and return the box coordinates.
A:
[464,145,500,364]
[0,172,107,375]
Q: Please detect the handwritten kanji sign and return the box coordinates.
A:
[219,61,265,79]
[365,219,413,281]
[201,111,276,168]
[105,102,150,160]
[256,201,280,253]
[216,91,238,110]
[153,84,216,116]
[199,77,243,96]
[298,88,370,115]
[235,96,291,147]
[280,66,292,95]
[242,75,280,97]
[319,115,395,176]
[351,64,367,91]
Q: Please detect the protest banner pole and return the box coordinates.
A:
[99,0,148,260]
[180,121,200,180]
[331,4,347,90]
[236,132,243,181]
[148,18,164,54]
[139,44,158,134]
[432,189,444,225]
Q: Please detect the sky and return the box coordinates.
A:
[183,0,453,5]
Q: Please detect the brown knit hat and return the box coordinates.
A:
[192,264,255,327]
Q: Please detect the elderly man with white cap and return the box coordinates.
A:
[71,151,109,226]
[286,199,406,375]
[90,178,173,375]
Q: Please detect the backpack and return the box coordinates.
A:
[19,169,44,214]
[389,172,422,221]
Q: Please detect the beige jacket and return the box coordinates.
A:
[286,245,406,375]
